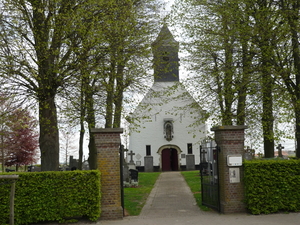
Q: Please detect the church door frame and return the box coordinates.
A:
[157,145,181,171]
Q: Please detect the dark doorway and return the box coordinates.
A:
[161,148,178,171]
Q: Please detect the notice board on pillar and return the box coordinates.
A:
[227,154,242,167]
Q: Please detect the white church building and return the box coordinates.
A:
[128,25,207,171]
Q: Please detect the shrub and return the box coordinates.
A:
[0,170,101,225]
[244,159,300,214]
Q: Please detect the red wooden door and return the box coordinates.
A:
[162,149,171,171]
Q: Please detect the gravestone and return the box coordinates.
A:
[276,144,284,158]
[244,146,255,160]
[186,154,195,170]
[129,169,139,182]
[128,150,136,170]
[144,156,153,172]
[28,166,41,172]
[82,160,90,170]
[69,156,78,170]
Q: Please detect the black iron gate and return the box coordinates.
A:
[200,140,220,212]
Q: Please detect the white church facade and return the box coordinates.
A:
[128,25,207,171]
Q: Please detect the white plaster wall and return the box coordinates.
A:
[129,81,207,168]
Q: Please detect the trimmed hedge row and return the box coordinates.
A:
[244,160,300,214]
[0,170,101,225]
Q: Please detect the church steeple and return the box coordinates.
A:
[152,25,179,82]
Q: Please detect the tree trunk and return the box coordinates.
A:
[88,128,97,170]
[1,133,4,173]
[86,89,97,170]
[295,111,300,158]
[237,38,252,125]
[261,48,274,157]
[105,61,116,128]
[261,60,274,158]
[222,15,234,125]
[78,69,87,170]
[39,97,59,171]
[113,64,125,128]
[78,116,85,170]
[255,0,275,158]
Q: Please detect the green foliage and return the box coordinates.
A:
[244,159,300,214]
[171,0,300,156]
[181,171,210,211]
[0,170,101,225]
[124,172,160,215]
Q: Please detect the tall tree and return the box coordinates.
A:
[276,0,300,158]
[172,0,289,156]
[0,0,103,170]
[249,0,280,157]
[172,0,247,125]
[58,0,161,169]
[101,0,161,129]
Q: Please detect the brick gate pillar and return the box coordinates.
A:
[211,125,247,213]
[91,128,123,220]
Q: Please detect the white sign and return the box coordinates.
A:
[227,154,243,166]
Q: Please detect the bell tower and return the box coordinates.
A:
[151,24,179,82]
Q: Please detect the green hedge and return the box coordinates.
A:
[244,160,300,214]
[0,170,101,225]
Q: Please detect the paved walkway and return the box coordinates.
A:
[96,172,300,225]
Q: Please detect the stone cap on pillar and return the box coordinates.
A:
[211,125,248,131]
[91,128,123,133]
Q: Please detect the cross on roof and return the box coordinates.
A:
[276,144,284,158]
[128,150,135,163]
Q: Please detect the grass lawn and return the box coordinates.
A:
[181,171,210,211]
[124,172,160,216]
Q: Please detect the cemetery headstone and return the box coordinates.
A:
[144,156,153,172]
[129,169,139,182]
[244,146,254,160]
[27,166,41,172]
[276,144,284,158]
[128,150,136,170]
[69,156,78,170]
[186,154,195,170]
[82,160,90,170]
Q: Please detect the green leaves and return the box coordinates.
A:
[0,170,101,225]
[244,159,300,214]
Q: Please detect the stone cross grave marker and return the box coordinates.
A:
[276,144,284,158]
[128,150,135,164]
[128,150,136,170]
